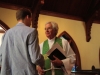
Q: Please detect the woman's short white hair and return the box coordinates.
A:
[45,21,59,35]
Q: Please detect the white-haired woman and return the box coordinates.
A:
[37,21,76,75]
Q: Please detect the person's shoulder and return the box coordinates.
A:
[25,26,37,33]
[18,23,36,31]
[5,28,13,34]
[59,37,70,44]
[59,37,68,41]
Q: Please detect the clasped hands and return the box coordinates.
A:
[36,55,63,75]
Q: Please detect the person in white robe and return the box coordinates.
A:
[36,21,76,75]
[0,8,44,75]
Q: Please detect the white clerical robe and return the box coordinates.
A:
[40,37,76,75]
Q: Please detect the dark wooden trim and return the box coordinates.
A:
[84,11,97,42]
[83,0,100,42]
[40,10,84,21]
[0,20,10,31]
[0,30,5,33]
[0,2,30,10]
[31,0,44,28]
[85,20,92,42]
[58,31,81,70]
[94,20,100,24]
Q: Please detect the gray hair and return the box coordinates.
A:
[45,21,59,36]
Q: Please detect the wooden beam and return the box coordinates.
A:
[40,10,83,21]
[31,0,44,28]
[0,30,5,33]
[84,1,100,42]
[0,20,10,31]
[0,2,30,10]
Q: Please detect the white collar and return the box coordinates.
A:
[48,37,56,42]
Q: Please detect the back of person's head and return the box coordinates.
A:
[45,21,59,36]
[16,8,31,21]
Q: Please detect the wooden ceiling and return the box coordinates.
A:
[41,0,100,23]
[0,0,38,10]
[0,0,100,42]
[0,0,100,22]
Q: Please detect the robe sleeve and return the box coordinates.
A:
[61,39,76,75]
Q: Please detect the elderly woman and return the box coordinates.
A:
[37,21,76,75]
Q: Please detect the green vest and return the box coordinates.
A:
[42,37,64,75]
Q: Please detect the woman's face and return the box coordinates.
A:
[45,23,56,39]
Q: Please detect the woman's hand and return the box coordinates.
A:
[36,65,45,75]
[51,55,63,66]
